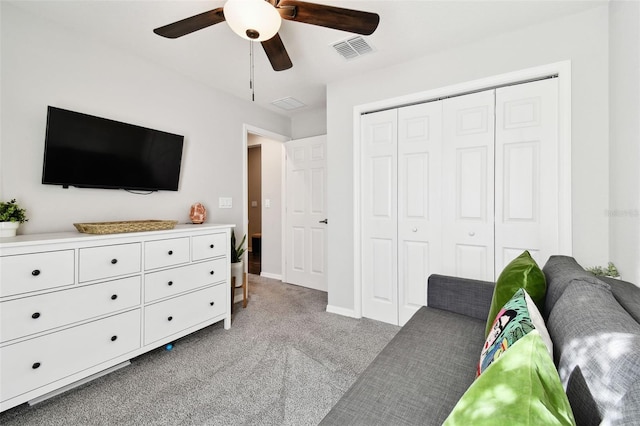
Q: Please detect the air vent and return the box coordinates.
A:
[332,36,374,60]
[271,97,306,111]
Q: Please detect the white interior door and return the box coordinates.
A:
[397,102,443,324]
[442,90,496,281]
[495,79,559,270]
[361,110,398,324]
[284,135,327,291]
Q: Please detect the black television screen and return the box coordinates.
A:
[42,106,184,191]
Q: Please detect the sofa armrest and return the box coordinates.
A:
[427,274,494,321]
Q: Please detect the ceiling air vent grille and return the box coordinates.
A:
[271,97,306,111]
[332,36,374,60]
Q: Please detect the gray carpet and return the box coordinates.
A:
[0,275,399,425]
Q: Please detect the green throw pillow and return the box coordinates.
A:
[485,251,546,337]
[443,331,576,426]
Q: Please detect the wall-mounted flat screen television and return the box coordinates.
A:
[42,106,184,191]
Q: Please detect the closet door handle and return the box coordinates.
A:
[32,269,41,276]
[319,219,328,224]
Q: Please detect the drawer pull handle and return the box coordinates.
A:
[210,244,214,249]
[111,259,118,265]
[168,281,173,286]
[111,294,118,300]
[111,335,118,342]
[31,269,41,276]
[210,271,215,275]
[32,312,41,319]
[32,362,41,370]
[168,250,173,255]
[167,316,173,321]
[210,301,215,306]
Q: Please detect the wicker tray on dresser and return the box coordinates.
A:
[73,220,178,235]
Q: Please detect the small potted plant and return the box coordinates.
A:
[586,262,620,279]
[0,198,28,237]
[230,231,247,292]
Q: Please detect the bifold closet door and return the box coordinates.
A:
[361,109,398,325]
[442,90,496,281]
[494,78,559,270]
[361,103,443,326]
[397,102,443,325]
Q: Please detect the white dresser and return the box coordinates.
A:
[0,223,233,412]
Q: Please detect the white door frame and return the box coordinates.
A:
[352,61,572,319]
[242,124,290,280]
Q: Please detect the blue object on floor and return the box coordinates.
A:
[165,343,173,351]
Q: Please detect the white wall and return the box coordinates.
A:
[609,0,640,284]
[0,4,290,237]
[248,133,284,278]
[326,6,611,312]
[291,107,327,139]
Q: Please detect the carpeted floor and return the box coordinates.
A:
[0,275,399,425]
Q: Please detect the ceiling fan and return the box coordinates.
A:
[153,0,380,71]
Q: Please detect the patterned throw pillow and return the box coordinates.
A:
[479,288,533,375]
[478,288,553,376]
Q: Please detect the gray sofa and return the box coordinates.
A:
[321,256,640,425]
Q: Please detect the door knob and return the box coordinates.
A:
[319,219,328,224]
[469,231,476,237]
[412,228,418,232]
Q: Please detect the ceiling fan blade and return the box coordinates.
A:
[277,0,379,35]
[261,34,293,71]
[153,8,225,39]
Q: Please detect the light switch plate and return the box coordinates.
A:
[219,197,232,208]
[265,199,271,208]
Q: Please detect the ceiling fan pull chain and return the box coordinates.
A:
[249,41,255,102]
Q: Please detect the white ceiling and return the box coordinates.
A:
[8,0,605,118]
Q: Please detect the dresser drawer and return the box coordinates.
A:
[0,309,140,403]
[1,276,141,343]
[0,250,74,298]
[79,243,141,283]
[145,237,190,270]
[144,259,226,303]
[144,284,226,345]
[192,233,227,261]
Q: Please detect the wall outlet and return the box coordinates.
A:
[219,197,232,209]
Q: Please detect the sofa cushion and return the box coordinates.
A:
[319,306,486,426]
[485,251,546,337]
[599,276,640,324]
[479,288,552,375]
[543,255,609,318]
[444,331,575,426]
[547,277,640,424]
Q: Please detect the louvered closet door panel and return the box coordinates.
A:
[442,90,495,281]
[361,109,398,325]
[495,79,559,271]
[397,102,443,325]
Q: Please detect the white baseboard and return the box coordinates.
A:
[260,272,282,281]
[326,305,360,319]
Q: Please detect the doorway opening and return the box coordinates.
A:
[242,124,288,282]
[247,144,262,275]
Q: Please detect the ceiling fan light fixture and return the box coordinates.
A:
[224,0,282,42]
